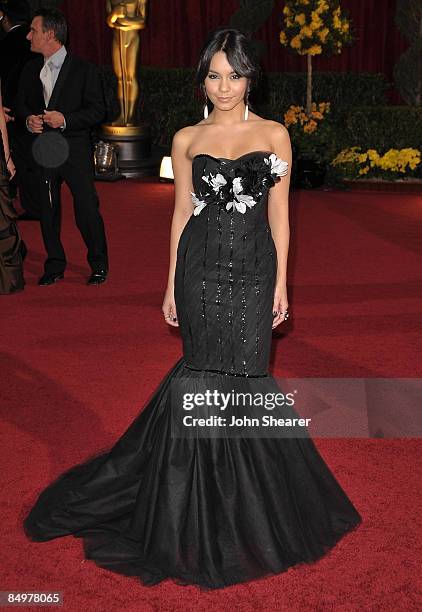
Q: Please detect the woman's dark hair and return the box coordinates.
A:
[195,28,262,99]
[34,8,68,45]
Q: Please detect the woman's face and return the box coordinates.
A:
[204,51,249,112]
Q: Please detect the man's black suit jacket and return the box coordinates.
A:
[16,52,106,146]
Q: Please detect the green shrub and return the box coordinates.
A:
[99,65,389,146]
[98,65,421,185]
[338,106,422,151]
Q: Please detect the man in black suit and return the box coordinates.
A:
[0,0,40,220]
[16,8,109,285]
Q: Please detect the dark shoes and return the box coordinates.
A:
[37,270,108,286]
[87,269,108,285]
[38,272,64,286]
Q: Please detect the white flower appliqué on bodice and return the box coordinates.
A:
[190,153,289,216]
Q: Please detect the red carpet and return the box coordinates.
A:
[1,180,421,610]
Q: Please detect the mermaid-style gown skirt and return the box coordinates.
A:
[23,152,361,589]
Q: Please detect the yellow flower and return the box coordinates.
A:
[333,14,341,29]
[284,108,298,126]
[400,148,422,169]
[367,149,380,167]
[295,13,306,26]
[280,30,288,45]
[375,147,420,173]
[331,147,361,166]
[303,120,317,133]
[317,27,329,43]
[300,25,313,38]
[307,44,322,55]
[311,111,323,120]
[283,5,291,16]
[331,146,421,177]
[284,103,330,134]
[290,35,302,50]
[342,21,350,33]
[310,12,323,30]
[316,0,329,13]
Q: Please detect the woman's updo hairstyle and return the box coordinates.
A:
[195,28,262,101]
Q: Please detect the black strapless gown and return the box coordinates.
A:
[23,151,361,589]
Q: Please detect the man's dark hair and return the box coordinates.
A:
[34,8,67,45]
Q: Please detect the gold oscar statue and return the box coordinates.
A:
[102,0,152,177]
[105,0,147,128]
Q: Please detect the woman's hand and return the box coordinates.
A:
[162,286,179,327]
[3,107,14,123]
[7,157,16,180]
[272,283,289,329]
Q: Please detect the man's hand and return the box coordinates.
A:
[27,114,44,133]
[43,110,65,129]
[3,107,14,123]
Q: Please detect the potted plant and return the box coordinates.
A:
[279,1,353,187]
[284,101,333,188]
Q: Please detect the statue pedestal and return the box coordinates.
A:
[100,124,156,178]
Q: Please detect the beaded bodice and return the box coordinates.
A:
[174,150,289,377]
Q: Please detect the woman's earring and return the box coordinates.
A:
[203,91,209,119]
[244,89,250,121]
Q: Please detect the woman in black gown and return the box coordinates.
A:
[0,83,25,294]
[23,28,361,589]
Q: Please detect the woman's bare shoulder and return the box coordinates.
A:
[247,113,288,136]
[172,125,195,145]
[251,115,287,131]
[172,123,209,160]
[171,126,196,158]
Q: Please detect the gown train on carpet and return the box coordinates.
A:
[23,151,361,589]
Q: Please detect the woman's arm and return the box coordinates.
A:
[162,127,194,327]
[267,123,292,328]
[0,88,15,178]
